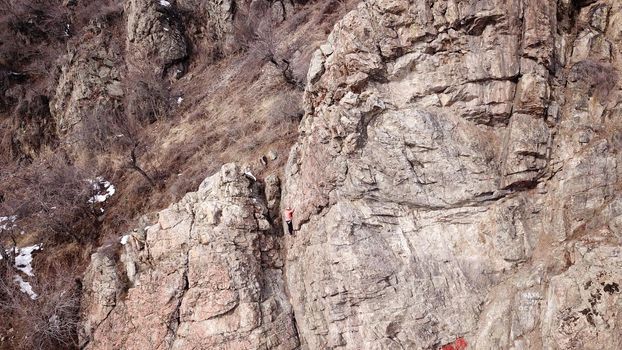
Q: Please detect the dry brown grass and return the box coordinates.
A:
[95,0,359,237]
[0,0,125,163]
[0,150,97,349]
[0,260,81,350]
[0,150,99,246]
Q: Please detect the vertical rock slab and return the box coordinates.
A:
[176,0,236,56]
[50,26,124,136]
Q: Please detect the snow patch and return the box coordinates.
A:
[14,275,38,300]
[15,244,41,277]
[159,0,171,6]
[177,96,183,105]
[0,215,17,231]
[120,235,130,245]
[244,171,257,182]
[88,177,116,204]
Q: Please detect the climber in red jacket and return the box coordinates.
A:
[283,207,294,235]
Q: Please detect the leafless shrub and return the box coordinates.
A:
[318,0,346,17]
[0,0,125,162]
[126,68,171,124]
[268,90,304,125]
[113,111,162,188]
[0,151,98,245]
[0,0,71,84]
[570,60,619,101]
[234,6,306,89]
[0,156,87,348]
[0,66,24,113]
[0,260,80,350]
[233,1,278,60]
[10,94,58,163]
[77,101,121,153]
[2,0,69,44]
[284,7,309,33]
[86,1,124,29]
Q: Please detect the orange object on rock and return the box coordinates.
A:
[283,208,294,221]
[440,337,467,350]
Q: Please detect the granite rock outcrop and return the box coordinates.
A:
[283,0,622,348]
[80,164,298,350]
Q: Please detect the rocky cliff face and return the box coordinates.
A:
[283,0,622,348]
[80,0,622,349]
[51,21,125,136]
[80,164,298,349]
[51,0,190,140]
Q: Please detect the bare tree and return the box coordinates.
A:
[233,3,304,89]
[129,144,156,187]
[126,67,171,124]
[110,108,159,188]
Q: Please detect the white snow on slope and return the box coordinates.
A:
[0,215,17,231]
[160,0,171,6]
[14,275,38,300]
[14,244,41,277]
[120,235,130,245]
[88,177,116,204]
[244,171,257,182]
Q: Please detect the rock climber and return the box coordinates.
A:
[283,207,295,235]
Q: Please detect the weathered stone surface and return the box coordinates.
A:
[282,0,622,348]
[51,0,187,140]
[177,0,236,56]
[80,164,298,349]
[265,173,281,210]
[271,0,295,23]
[80,251,122,346]
[126,0,188,70]
[51,28,124,133]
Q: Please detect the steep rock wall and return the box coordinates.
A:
[283,0,622,348]
[50,0,189,141]
[79,164,298,349]
[125,0,188,73]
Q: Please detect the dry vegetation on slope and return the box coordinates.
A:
[0,0,356,348]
